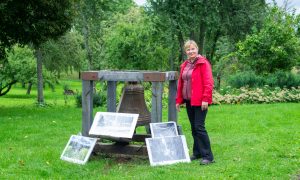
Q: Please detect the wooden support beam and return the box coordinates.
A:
[143,72,165,82]
[168,80,178,122]
[81,71,99,80]
[107,81,117,112]
[82,80,94,136]
[151,82,163,123]
[93,143,148,156]
[131,134,151,142]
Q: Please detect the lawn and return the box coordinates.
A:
[0,80,299,179]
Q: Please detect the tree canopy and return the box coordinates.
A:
[0,0,73,57]
[0,0,74,103]
[235,6,300,74]
[148,0,266,65]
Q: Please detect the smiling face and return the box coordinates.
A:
[184,41,199,61]
[185,44,198,60]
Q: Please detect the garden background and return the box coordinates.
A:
[0,0,299,179]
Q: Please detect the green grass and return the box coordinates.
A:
[0,81,299,179]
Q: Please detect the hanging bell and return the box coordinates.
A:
[117,82,151,127]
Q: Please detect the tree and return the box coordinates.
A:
[147,0,266,66]
[0,0,73,103]
[0,45,36,96]
[73,0,133,70]
[41,30,86,78]
[102,7,170,70]
[235,6,300,75]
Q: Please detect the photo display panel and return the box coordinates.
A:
[146,135,190,166]
[150,122,178,138]
[89,112,139,138]
[60,135,97,165]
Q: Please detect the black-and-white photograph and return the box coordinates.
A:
[150,122,178,138]
[60,135,97,165]
[89,112,138,138]
[146,135,190,166]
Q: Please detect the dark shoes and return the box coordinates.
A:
[190,155,201,161]
[200,159,215,165]
[191,155,215,165]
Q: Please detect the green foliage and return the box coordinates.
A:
[73,0,134,70]
[0,45,36,95]
[235,6,300,74]
[148,0,266,64]
[0,45,60,96]
[4,45,37,82]
[75,92,106,108]
[228,71,265,88]
[41,30,86,75]
[265,71,300,88]
[75,83,107,108]
[0,0,74,56]
[102,7,170,70]
[227,71,300,89]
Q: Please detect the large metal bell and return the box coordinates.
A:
[117,82,151,126]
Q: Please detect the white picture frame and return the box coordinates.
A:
[146,135,190,166]
[150,122,178,138]
[89,112,139,139]
[60,135,97,165]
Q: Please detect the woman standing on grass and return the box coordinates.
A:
[176,40,214,165]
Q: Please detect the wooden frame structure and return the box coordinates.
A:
[81,70,178,156]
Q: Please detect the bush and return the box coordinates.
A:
[75,92,106,108]
[227,71,300,89]
[227,71,264,88]
[265,71,300,88]
[213,86,300,104]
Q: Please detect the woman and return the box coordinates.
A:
[176,40,214,165]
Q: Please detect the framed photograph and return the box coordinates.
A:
[146,135,190,166]
[150,122,178,138]
[60,135,97,165]
[89,112,139,139]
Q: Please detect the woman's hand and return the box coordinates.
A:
[201,101,208,111]
[176,103,181,112]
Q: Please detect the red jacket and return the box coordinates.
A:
[176,56,214,105]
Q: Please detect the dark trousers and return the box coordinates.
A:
[185,100,214,161]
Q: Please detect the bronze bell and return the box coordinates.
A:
[117,82,151,126]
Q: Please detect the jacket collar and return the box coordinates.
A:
[181,55,206,67]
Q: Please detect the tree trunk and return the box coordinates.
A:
[177,30,185,63]
[168,35,176,71]
[208,30,221,63]
[169,50,175,71]
[216,73,221,91]
[35,46,44,104]
[82,12,93,70]
[21,81,26,88]
[189,30,196,41]
[198,20,206,55]
[0,80,17,96]
[26,82,32,95]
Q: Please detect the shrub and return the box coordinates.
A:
[265,71,300,88]
[227,71,264,88]
[75,92,106,108]
[213,86,300,104]
[227,71,300,89]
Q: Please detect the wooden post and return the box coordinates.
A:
[107,81,117,112]
[82,80,94,136]
[151,82,163,123]
[168,80,177,122]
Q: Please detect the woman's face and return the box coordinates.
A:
[185,44,198,60]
